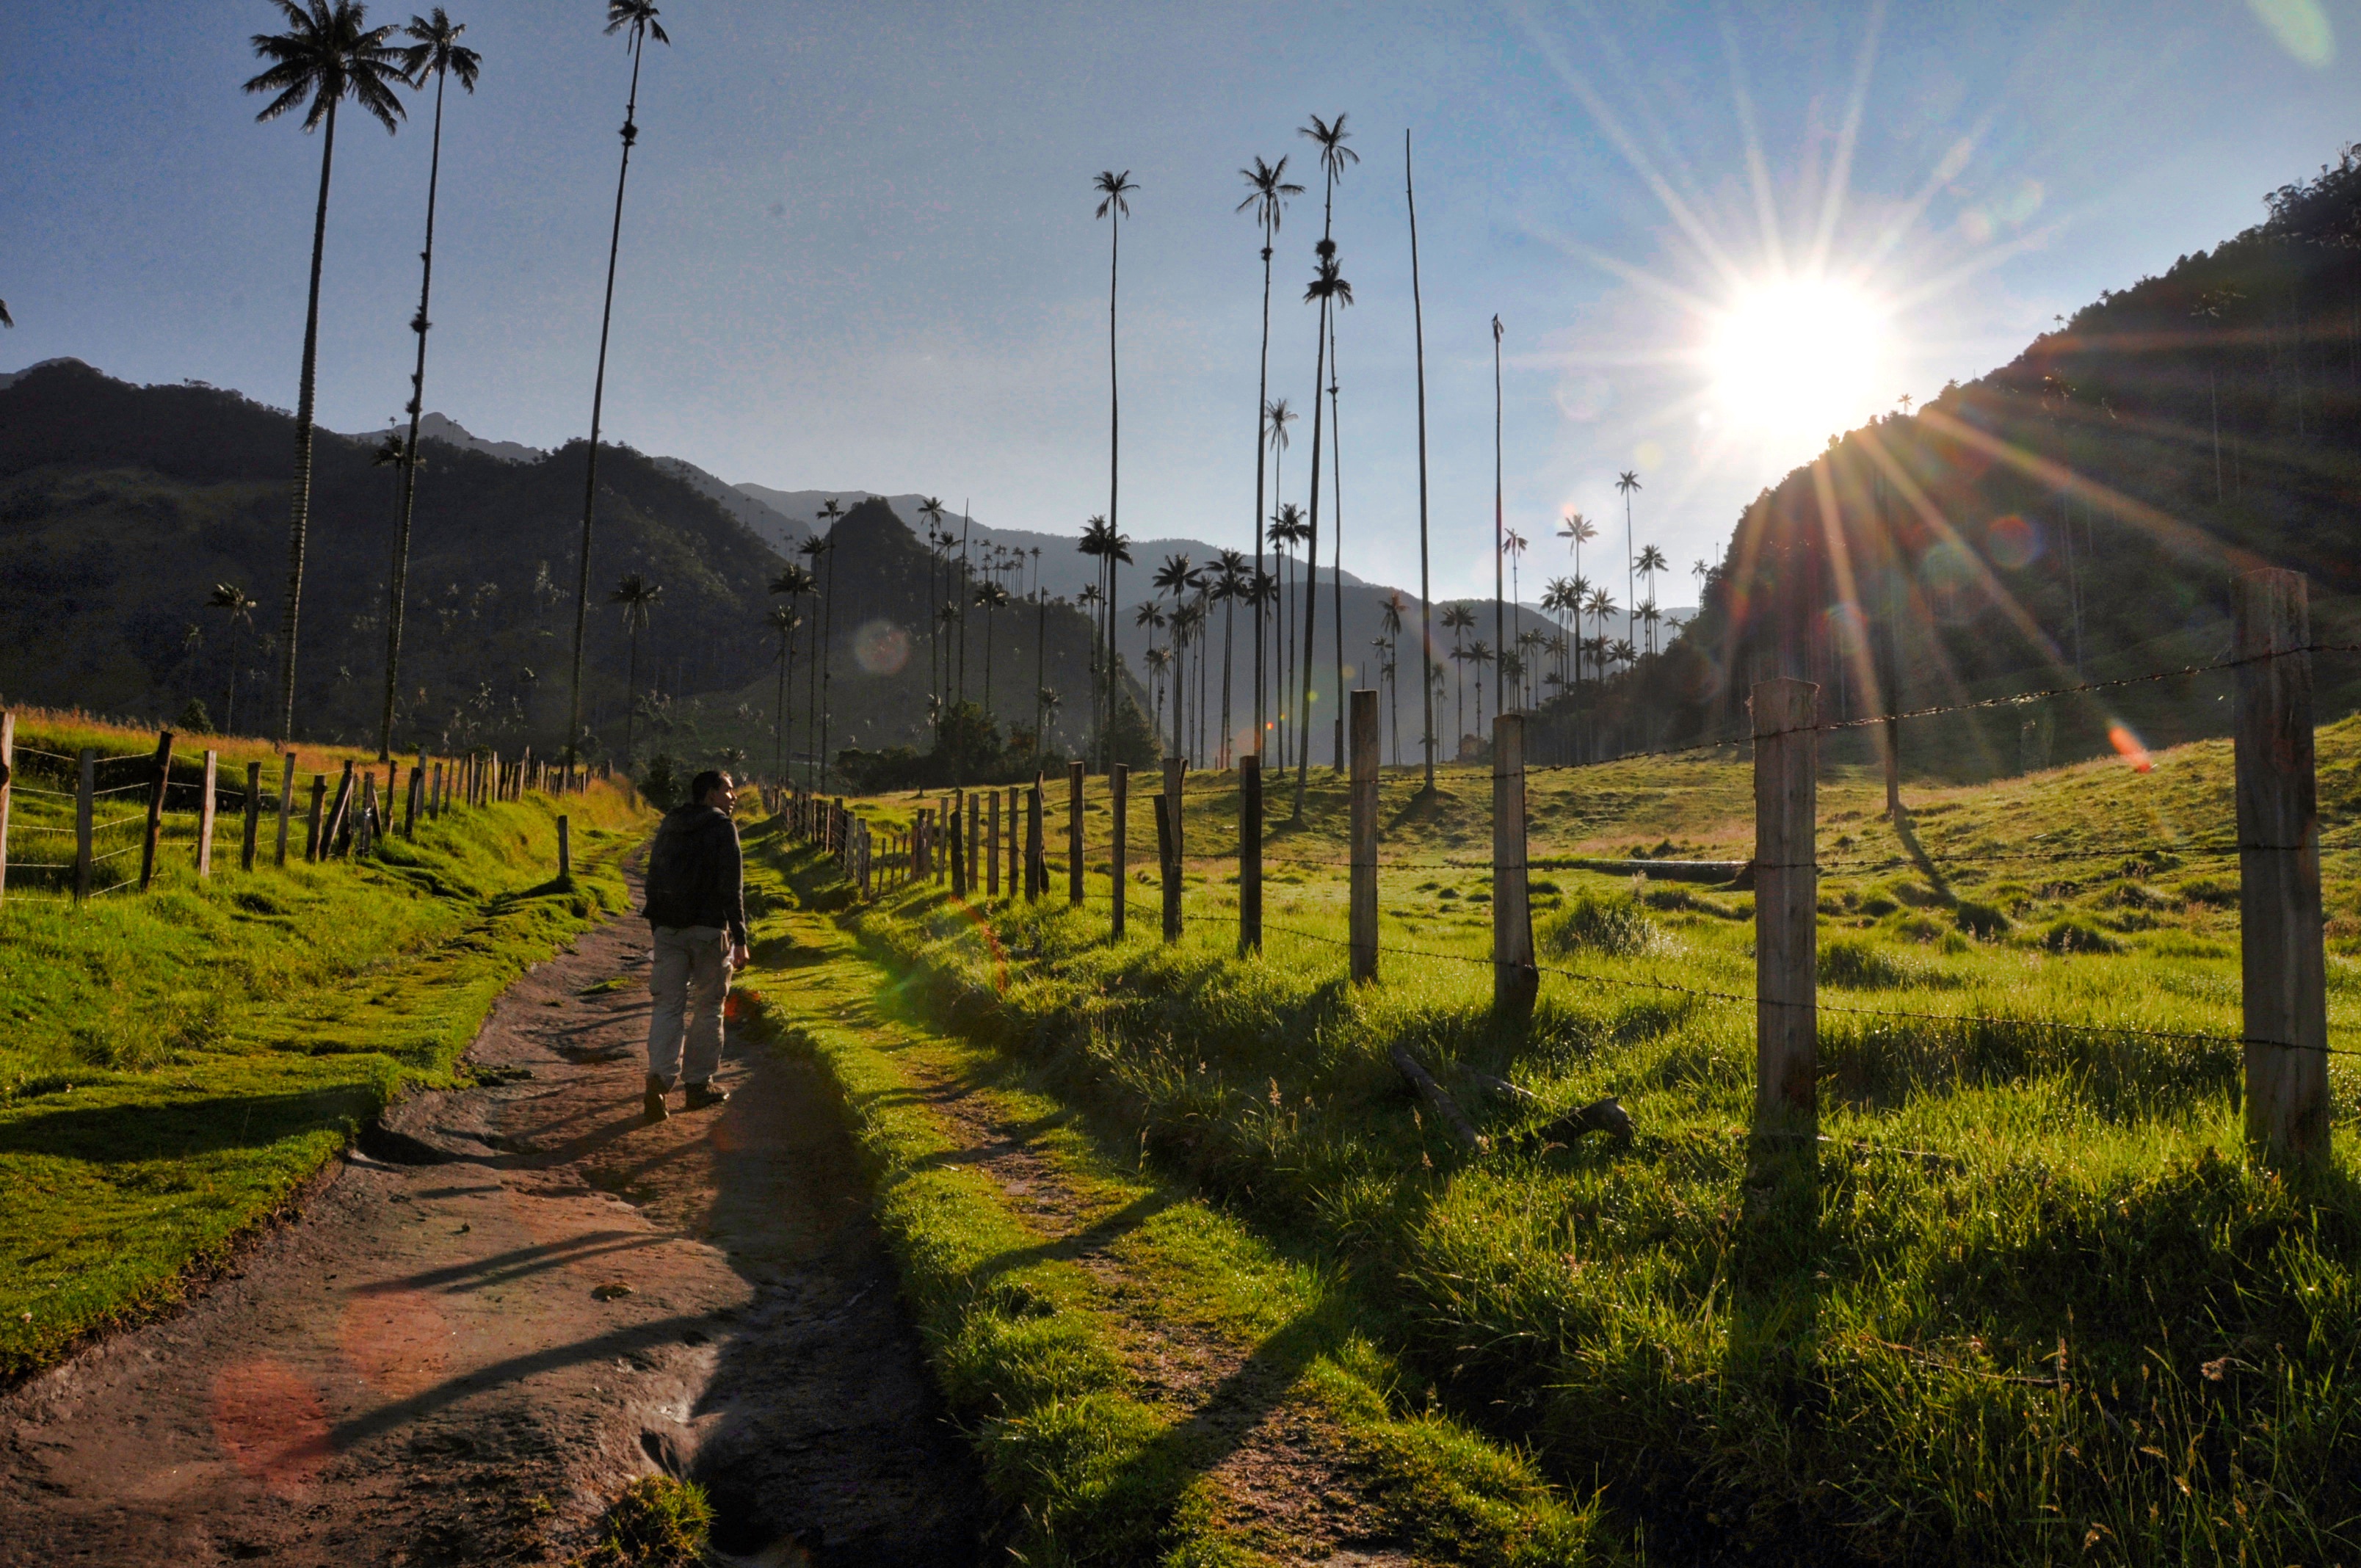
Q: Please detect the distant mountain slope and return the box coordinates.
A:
[416,412,545,465]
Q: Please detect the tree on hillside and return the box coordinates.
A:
[766,560,813,778]
[377,6,480,763]
[1134,599,1167,736]
[1440,603,1475,747]
[564,0,669,773]
[917,495,947,708]
[1214,549,1247,765]
[1615,471,1642,648]
[1379,590,1407,763]
[208,583,257,734]
[796,533,829,788]
[1238,156,1302,748]
[1635,544,1668,654]
[1466,639,1493,738]
[1092,169,1139,772]
[244,0,410,743]
[608,571,661,761]
[1292,112,1357,811]
[973,578,1009,719]
[812,498,844,787]
[1268,500,1305,761]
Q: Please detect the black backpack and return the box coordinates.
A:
[642,808,708,926]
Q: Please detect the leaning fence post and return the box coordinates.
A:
[138,729,175,892]
[1068,761,1086,907]
[1350,690,1379,982]
[1026,778,1046,902]
[2235,568,2328,1171]
[1492,714,1537,1015]
[405,762,423,838]
[1158,756,1185,942]
[197,749,219,877]
[1110,763,1128,939]
[324,761,357,859]
[1751,678,1820,1153]
[558,814,573,879]
[0,710,13,904]
[75,749,95,902]
[275,753,296,866]
[305,774,327,861]
[1237,753,1260,954]
[242,760,263,873]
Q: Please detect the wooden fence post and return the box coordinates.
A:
[357,775,379,858]
[1237,754,1259,954]
[75,749,94,902]
[1492,714,1537,1015]
[138,729,175,892]
[951,803,968,898]
[324,761,356,858]
[275,753,296,865]
[2235,568,2328,1171]
[405,762,423,838]
[1350,690,1379,983]
[1110,763,1128,939]
[1751,678,1819,1150]
[987,790,1001,898]
[0,711,13,904]
[305,774,327,861]
[968,790,982,892]
[1068,761,1086,907]
[1026,779,1045,902]
[558,815,573,879]
[1007,785,1020,895]
[242,760,263,872]
[1159,756,1184,942]
[197,749,219,877]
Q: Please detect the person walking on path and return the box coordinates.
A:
[641,769,748,1122]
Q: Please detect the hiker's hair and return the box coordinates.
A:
[691,769,730,805]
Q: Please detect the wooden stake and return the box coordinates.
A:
[558,814,573,879]
[1751,678,1819,1146]
[0,711,13,904]
[951,802,968,899]
[197,749,218,876]
[305,774,327,862]
[1237,754,1260,954]
[987,789,1001,898]
[138,729,175,892]
[1068,760,1085,907]
[1026,779,1045,902]
[358,774,379,858]
[75,749,94,902]
[1350,690,1379,983]
[1007,785,1020,894]
[1491,714,1537,1015]
[1110,763,1128,938]
[242,760,262,872]
[1158,755,1184,943]
[405,762,423,838]
[275,753,296,866]
[968,789,981,892]
[323,760,356,858]
[2235,569,2328,1171]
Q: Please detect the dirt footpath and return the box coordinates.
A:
[0,904,982,1567]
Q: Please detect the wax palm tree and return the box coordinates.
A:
[1379,589,1407,762]
[1296,250,1355,795]
[767,561,813,777]
[1143,645,1172,737]
[1610,638,1637,675]
[375,7,480,761]
[564,0,670,770]
[1238,156,1302,747]
[974,580,1009,718]
[1467,639,1494,737]
[1440,603,1475,747]
[1268,501,1305,757]
[796,535,829,786]
[244,0,410,743]
[1214,549,1247,765]
[812,498,844,783]
[1503,527,1528,671]
[1614,471,1641,648]
[1585,585,1617,675]
[1093,169,1139,769]
[609,571,661,761]
[1635,543,1669,653]
[917,496,946,700]
[208,584,257,733]
[1639,600,1662,658]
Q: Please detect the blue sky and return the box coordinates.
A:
[4,1,2358,599]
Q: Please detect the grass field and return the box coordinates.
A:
[0,710,644,1377]
[799,722,2361,1564]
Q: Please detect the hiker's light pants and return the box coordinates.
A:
[647,924,729,1085]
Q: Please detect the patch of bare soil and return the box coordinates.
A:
[0,903,981,1567]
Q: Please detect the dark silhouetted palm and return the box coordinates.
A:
[244,0,409,742]
[208,584,257,733]
[565,0,669,771]
[1094,169,1139,769]
[974,580,1010,719]
[1615,470,1642,648]
[1238,155,1302,748]
[609,572,661,761]
[376,6,479,762]
[768,562,814,777]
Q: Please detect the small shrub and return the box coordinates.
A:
[1858,893,1899,916]
[1954,900,2011,939]
[1540,892,1663,957]
[639,755,680,812]
[2042,917,2124,954]
[571,1476,713,1568]
[1818,936,1913,989]
[2177,876,2238,907]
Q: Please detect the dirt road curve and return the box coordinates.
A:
[0,904,982,1566]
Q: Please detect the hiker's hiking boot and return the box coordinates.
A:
[685,1081,729,1111]
[644,1075,671,1123]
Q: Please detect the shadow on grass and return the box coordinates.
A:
[0,1084,382,1164]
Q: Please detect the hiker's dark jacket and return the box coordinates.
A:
[642,804,747,944]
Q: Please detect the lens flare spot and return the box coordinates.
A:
[338,1288,453,1398]
[2249,0,2334,65]
[1986,514,2042,570]
[2108,722,2153,773]
[211,1357,334,1494]
[853,620,910,676]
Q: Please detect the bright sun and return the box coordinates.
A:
[1708,277,1890,451]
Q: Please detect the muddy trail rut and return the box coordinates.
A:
[0,901,982,1566]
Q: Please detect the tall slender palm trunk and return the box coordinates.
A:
[1294,300,1327,817]
[819,543,838,785]
[377,64,450,761]
[1252,231,1274,754]
[1406,130,1435,792]
[277,98,340,744]
[1328,313,1345,773]
[1104,221,1123,773]
[566,30,650,772]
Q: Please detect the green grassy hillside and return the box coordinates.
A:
[0,710,646,1377]
[805,735,2361,1564]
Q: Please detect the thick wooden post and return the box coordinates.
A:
[1492,714,1538,1015]
[1752,679,1819,1146]
[324,760,356,858]
[951,804,968,899]
[304,774,327,861]
[1110,763,1128,938]
[1159,756,1185,942]
[1350,691,1379,982]
[1026,780,1045,902]
[405,762,423,838]
[1068,761,1086,907]
[1007,785,1020,894]
[985,792,1001,897]
[558,815,573,879]
[0,711,12,904]
[138,729,175,892]
[196,749,219,876]
[968,790,982,892]
[242,760,263,872]
[1237,754,1260,954]
[357,775,379,857]
[2236,570,2328,1171]
[75,749,94,902]
[275,753,296,866]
